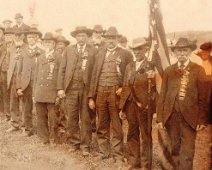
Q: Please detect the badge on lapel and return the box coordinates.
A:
[81,51,88,70]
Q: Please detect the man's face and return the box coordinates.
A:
[105,36,118,49]
[4,22,12,29]
[174,47,192,63]
[133,46,148,61]
[92,31,102,44]
[15,18,23,25]
[14,34,24,46]
[75,33,88,46]
[4,34,14,43]
[43,40,55,51]
[27,34,38,46]
[56,42,66,52]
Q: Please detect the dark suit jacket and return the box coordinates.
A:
[13,23,30,31]
[119,59,156,112]
[88,47,133,98]
[16,46,44,91]
[34,52,61,103]
[7,44,26,89]
[157,61,206,129]
[57,44,97,92]
[0,44,8,72]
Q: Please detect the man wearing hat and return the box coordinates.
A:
[118,36,128,49]
[34,32,61,144]
[91,25,106,49]
[57,26,96,156]
[157,37,207,170]
[16,27,43,136]
[55,35,70,54]
[54,28,63,38]
[119,37,156,170]
[0,27,15,121]
[13,13,30,32]
[88,27,133,165]
[2,20,12,29]
[6,29,26,132]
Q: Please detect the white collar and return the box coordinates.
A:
[28,44,37,50]
[178,59,190,68]
[17,23,23,28]
[107,46,117,52]
[135,59,145,71]
[77,43,86,52]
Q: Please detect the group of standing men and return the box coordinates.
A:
[0,13,211,170]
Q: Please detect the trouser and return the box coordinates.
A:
[165,110,196,170]
[36,102,58,143]
[10,76,22,128]
[65,86,92,151]
[55,99,67,129]
[22,84,33,132]
[90,109,97,132]
[126,100,152,169]
[0,72,10,119]
[96,85,123,159]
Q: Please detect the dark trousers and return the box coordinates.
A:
[126,100,152,169]
[0,72,10,119]
[96,86,123,159]
[165,110,196,170]
[10,76,22,128]
[36,102,58,143]
[22,84,33,132]
[65,86,92,151]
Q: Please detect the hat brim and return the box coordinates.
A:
[26,32,43,38]
[129,42,150,49]
[57,40,70,45]
[71,29,93,38]
[171,44,197,52]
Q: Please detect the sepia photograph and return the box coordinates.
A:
[0,0,211,169]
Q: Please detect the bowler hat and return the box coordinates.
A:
[26,27,42,38]
[103,27,121,38]
[171,37,197,51]
[15,13,23,19]
[93,25,105,33]
[71,26,93,38]
[4,27,15,34]
[129,37,150,49]
[42,32,56,41]
[200,42,212,51]
[56,35,70,45]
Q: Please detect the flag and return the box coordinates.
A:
[148,0,170,92]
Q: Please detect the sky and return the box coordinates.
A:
[0,0,212,42]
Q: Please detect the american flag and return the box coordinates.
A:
[148,0,170,92]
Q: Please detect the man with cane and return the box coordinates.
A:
[119,37,156,170]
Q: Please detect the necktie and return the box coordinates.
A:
[79,46,83,57]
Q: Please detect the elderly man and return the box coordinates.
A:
[13,13,30,31]
[16,27,43,136]
[91,25,106,49]
[88,27,133,166]
[0,28,14,121]
[2,20,12,29]
[55,35,70,54]
[6,29,26,132]
[157,38,207,170]
[34,32,61,144]
[119,38,157,170]
[57,26,96,156]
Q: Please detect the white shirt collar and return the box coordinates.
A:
[77,43,86,52]
[135,59,145,71]
[45,49,54,58]
[17,23,23,28]
[28,44,37,50]
[178,59,190,69]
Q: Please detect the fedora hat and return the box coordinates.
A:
[103,27,121,38]
[129,37,150,49]
[56,35,70,45]
[71,26,93,38]
[2,20,12,24]
[200,42,212,51]
[4,27,15,34]
[93,25,105,33]
[42,32,56,41]
[26,27,42,38]
[15,13,23,19]
[171,37,197,51]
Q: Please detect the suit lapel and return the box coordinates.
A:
[97,48,107,75]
